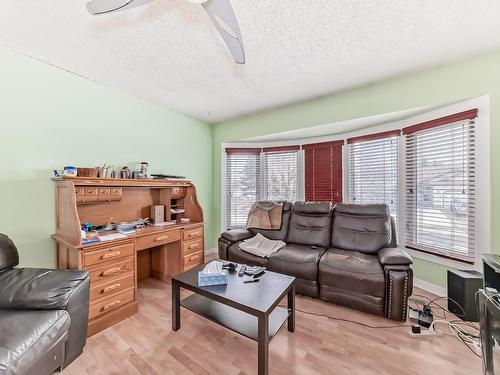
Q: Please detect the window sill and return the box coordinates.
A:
[406,247,481,272]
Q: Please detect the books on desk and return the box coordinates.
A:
[82,232,129,245]
[100,233,128,241]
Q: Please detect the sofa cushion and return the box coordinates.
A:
[269,244,326,281]
[227,241,269,267]
[331,203,392,253]
[250,201,293,241]
[286,202,332,248]
[0,310,70,375]
[319,248,385,298]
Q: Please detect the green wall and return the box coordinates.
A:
[0,45,213,268]
[213,49,500,288]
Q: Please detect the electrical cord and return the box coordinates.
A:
[280,305,412,329]
[430,320,482,358]
[411,293,466,318]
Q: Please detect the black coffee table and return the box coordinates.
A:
[172,262,296,375]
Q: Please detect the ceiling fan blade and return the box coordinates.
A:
[201,0,245,64]
[86,0,155,15]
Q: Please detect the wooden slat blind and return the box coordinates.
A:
[348,133,399,237]
[303,140,343,203]
[404,111,477,263]
[263,147,300,202]
[225,150,261,229]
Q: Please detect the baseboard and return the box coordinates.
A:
[205,247,217,255]
[414,278,447,297]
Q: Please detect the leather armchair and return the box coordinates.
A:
[0,234,90,375]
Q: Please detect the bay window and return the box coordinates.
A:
[223,107,481,265]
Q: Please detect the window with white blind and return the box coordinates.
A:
[225,148,261,229]
[348,131,400,234]
[263,147,300,202]
[403,110,478,263]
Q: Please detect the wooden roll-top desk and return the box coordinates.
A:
[52,177,205,336]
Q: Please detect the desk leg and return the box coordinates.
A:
[172,279,180,331]
[288,284,295,333]
[257,314,269,375]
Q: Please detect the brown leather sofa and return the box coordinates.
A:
[219,202,413,321]
[0,234,90,375]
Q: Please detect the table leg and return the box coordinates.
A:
[172,279,180,331]
[288,284,295,332]
[258,314,269,375]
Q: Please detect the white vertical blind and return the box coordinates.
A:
[226,151,261,229]
[348,135,399,233]
[263,150,299,201]
[405,118,476,263]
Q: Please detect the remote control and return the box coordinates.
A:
[238,265,247,277]
[253,269,265,278]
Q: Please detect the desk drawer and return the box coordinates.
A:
[75,187,85,203]
[88,258,134,286]
[183,250,204,271]
[89,288,134,320]
[136,229,180,251]
[98,187,111,201]
[183,227,203,241]
[183,238,203,255]
[90,272,135,302]
[83,243,134,267]
[110,187,122,201]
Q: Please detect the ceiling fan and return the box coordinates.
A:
[85,0,245,64]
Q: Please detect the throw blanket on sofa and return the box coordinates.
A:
[246,201,284,230]
[239,233,286,258]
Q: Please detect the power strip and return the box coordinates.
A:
[409,327,443,338]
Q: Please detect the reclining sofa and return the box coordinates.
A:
[219,202,413,321]
[0,234,90,375]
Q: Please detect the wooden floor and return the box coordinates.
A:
[63,275,482,375]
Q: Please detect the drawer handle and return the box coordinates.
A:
[188,232,199,238]
[189,254,200,262]
[101,251,121,259]
[101,267,123,277]
[102,283,121,293]
[155,235,169,242]
[102,301,121,311]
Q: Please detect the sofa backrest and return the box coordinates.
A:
[250,201,293,241]
[0,234,19,272]
[287,202,333,248]
[331,203,393,253]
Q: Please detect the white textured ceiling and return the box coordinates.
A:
[1,1,500,122]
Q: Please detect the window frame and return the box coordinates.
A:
[221,96,490,270]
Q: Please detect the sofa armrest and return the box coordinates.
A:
[378,247,412,266]
[221,229,254,243]
[384,265,413,321]
[0,268,90,366]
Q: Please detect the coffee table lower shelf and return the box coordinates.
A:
[180,294,290,342]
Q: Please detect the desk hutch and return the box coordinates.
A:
[52,177,205,336]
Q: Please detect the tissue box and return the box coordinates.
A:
[198,271,228,287]
[198,261,228,286]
